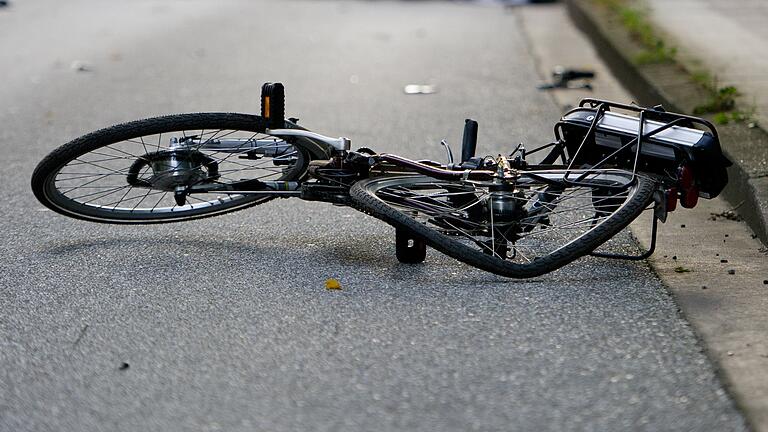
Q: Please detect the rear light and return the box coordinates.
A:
[677,164,699,208]
[680,186,699,208]
[665,187,678,212]
[678,164,695,189]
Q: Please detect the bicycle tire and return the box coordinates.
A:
[32,113,320,224]
[350,171,655,278]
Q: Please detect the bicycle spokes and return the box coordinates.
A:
[365,176,637,263]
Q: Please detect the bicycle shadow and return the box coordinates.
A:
[38,232,645,289]
[319,239,538,285]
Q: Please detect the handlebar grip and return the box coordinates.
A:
[461,119,478,163]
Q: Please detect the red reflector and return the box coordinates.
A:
[680,186,699,209]
[679,165,695,190]
[666,187,678,212]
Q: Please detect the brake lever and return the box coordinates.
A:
[440,139,454,165]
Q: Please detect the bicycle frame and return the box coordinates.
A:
[159,111,674,263]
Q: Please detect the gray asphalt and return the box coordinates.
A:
[0,1,748,431]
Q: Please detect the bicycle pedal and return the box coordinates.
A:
[261,82,285,129]
[395,228,426,264]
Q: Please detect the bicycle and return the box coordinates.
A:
[31,83,731,278]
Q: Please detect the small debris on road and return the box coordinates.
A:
[709,210,743,222]
[404,84,436,95]
[720,259,728,263]
[727,351,734,356]
[118,362,130,371]
[70,61,92,72]
[728,269,736,275]
[538,66,595,91]
[674,266,691,273]
[325,278,342,290]
[701,286,707,290]
[502,0,558,5]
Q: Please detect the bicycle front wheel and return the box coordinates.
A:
[32,113,317,224]
[350,171,654,278]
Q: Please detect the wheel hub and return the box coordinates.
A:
[127,149,218,191]
[486,183,526,223]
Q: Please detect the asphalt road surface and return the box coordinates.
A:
[0,1,748,430]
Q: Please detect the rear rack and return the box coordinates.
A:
[577,98,719,138]
[553,98,729,199]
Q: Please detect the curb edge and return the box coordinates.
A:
[565,0,768,246]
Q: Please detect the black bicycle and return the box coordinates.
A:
[31,83,731,278]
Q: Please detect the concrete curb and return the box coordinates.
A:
[565,0,768,247]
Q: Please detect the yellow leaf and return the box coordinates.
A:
[325,278,342,290]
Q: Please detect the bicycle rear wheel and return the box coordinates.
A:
[350,170,654,278]
[32,113,319,224]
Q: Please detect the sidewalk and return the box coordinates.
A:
[566,0,768,248]
[552,0,768,431]
[648,0,768,129]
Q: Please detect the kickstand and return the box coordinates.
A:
[590,213,657,260]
